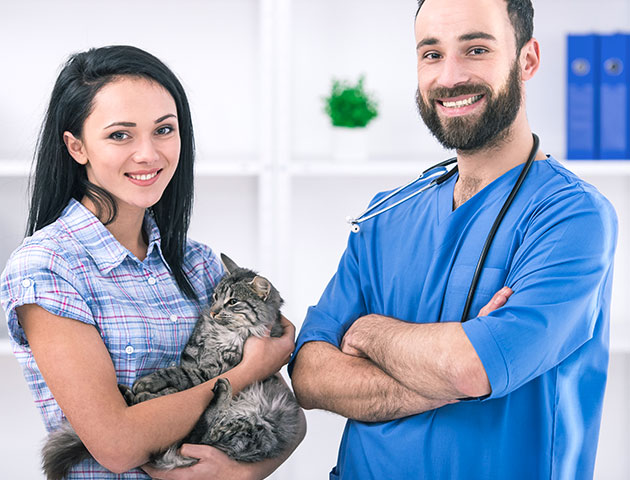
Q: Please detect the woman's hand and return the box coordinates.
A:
[240,315,295,383]
[142,444,256,480]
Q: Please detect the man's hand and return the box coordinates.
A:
[142,444,255,480]
[477,286,513,317]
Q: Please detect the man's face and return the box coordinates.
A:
[414,0,524,152]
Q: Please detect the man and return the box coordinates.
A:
[289,0,618,479]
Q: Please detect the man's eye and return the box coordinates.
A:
[469,48,488,55]
[424,52,441,60]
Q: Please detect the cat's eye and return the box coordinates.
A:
[226,298,238,306]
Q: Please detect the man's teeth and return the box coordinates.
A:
[442,95,483,108]
[129,172,158,181]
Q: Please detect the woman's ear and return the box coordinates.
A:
[63,131,88,165]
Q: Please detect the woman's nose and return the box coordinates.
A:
[133,137,160,163]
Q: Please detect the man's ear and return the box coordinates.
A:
[63,131,88,165]
[520,37,541,81]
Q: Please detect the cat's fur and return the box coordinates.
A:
[42,254,301,478]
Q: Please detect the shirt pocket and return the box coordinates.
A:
[441,265,507,322]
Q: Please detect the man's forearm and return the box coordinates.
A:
[291,341,453,422]
[343,315,491,399]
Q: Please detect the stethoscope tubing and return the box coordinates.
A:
[347,133,540,323]
[460,133,539,321]
[347,166,450,233]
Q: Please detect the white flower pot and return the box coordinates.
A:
[332,127,369,161]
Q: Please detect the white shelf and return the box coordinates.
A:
[0,161,31,177]
[0,338,12,356]
[611,322,630,354]
[560,160,630,176]
[195,159,263,176]
[288,156,433,176]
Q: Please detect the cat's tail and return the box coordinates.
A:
[42,420,92,480]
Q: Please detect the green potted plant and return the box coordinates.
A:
[323,75,378,160]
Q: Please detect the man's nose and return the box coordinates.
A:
[435,55,471,90]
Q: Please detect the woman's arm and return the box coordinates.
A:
[18,304,295,474]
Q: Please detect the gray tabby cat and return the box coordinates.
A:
[42,254,301,479]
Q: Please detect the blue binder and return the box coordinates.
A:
[599,33,630,159]
[567,34,599,160]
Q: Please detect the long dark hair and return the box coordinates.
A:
[28,45,197,300]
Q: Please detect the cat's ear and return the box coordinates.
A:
[249,276,271,301]
[220,253,240,275]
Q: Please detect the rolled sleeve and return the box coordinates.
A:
[2,243,94,346]
[463,188,617,400]
[462,318,509,398]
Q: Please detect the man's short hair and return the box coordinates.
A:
[415,0,534,53]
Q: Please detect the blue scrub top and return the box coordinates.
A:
[289,156,618,480]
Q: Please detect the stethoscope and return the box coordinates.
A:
[347,133,540,322]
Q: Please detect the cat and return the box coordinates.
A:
[42,253,302,479]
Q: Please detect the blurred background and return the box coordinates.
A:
[0,0,628,478]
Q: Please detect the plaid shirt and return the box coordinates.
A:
[1,198,223,479]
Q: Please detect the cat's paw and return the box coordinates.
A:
[211,378,233,408]
[134,391,159,403]
[132,373,171,394]
[118,384,137,405]
[134,387,179,403]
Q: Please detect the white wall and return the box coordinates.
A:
[1,1,629,479]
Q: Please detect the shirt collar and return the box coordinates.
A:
[58,199,166,274]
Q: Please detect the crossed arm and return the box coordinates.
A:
[18,304,303,478]
[291,287,511,422]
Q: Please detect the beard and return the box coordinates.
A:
[416,60,522,152]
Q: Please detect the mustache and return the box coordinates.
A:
[426,83,492,102]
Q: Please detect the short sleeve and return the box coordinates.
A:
[1,242,94,346]
[288,232,367,376]
[462,188,617,399]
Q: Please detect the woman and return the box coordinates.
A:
[0,45,304,479]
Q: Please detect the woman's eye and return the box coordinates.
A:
[109,131,129,141]
[156,125,174,136]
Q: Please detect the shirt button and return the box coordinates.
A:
[21,279,33,288]
[170,362,177,367]
[125,345,135,355]
[147,277,157,285]
[170,314,178,323]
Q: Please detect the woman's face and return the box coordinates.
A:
[64,76,181,220]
